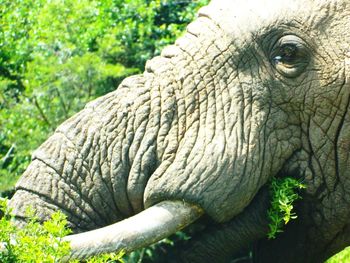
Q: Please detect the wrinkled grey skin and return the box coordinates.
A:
[9,0,350,262]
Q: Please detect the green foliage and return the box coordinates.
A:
[326,246,350,262]
[0,198,125,262]
[267,177,305,239]
[0,0,209,193]
[0,198,71,262]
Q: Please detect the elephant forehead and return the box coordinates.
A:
[201,0,346,35]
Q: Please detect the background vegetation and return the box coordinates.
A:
[0,0,348,262]
[0,0,208,192]
[0,199,125,262]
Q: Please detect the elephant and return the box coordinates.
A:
[7,0,350,262]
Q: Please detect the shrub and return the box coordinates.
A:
[0,198,125,262]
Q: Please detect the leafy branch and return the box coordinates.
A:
[267,177,306,239]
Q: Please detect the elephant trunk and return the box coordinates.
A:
[63,201,203,260]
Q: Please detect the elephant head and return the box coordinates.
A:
[8,0,350,262]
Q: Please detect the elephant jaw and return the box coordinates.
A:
[63,201,203,260]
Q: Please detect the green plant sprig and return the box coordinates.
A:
[267,177,306,239]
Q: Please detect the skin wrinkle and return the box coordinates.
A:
[236,85,249,191]
[250,56,269,197]
[212,66,232,122]
[194,69,228,193]
[87,168,117,223]
[95,156,121,223]
[312,107,339,137]
[127,75,160,213]
[110,105,134,217]
[156,78,176,162]
[305,104,325,195]
[201,48,237,150]
[205,82,217,145]
[181,110,200,174]
[87,134,123,221]
[310,115,342,237]
[255,84,272,193]
[313,39,341,84]
[156,85,182,168]
[159,90,179,163]
[167,50,204,184]
[176,38,230,195]
[105,120,128,216]
[90,131,121,222]
[306,93,344,196]
[35,156,107,223]
[176,124,203,193]
[128,104,151,147]
[33,134,109,223]
[234,74,245,159]
[313,107,342,142]
[128,151,154,213]
[235,52,258,157]
[333,79,350,191]
[326,36,342,62]
[183,83,199,136]
[245,89,258,193]
[32,161,82,211]
[122,86,143,213]
[14,188,92,228]
[216,68,229,159]
[108,81,151,215]
[172,60,187,145]
[332,71,347,101]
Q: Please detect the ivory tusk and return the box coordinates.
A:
[63,200,203,260]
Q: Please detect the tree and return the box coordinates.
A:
[0,0,209,192]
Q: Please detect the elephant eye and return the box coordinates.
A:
[271,35,310,78]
